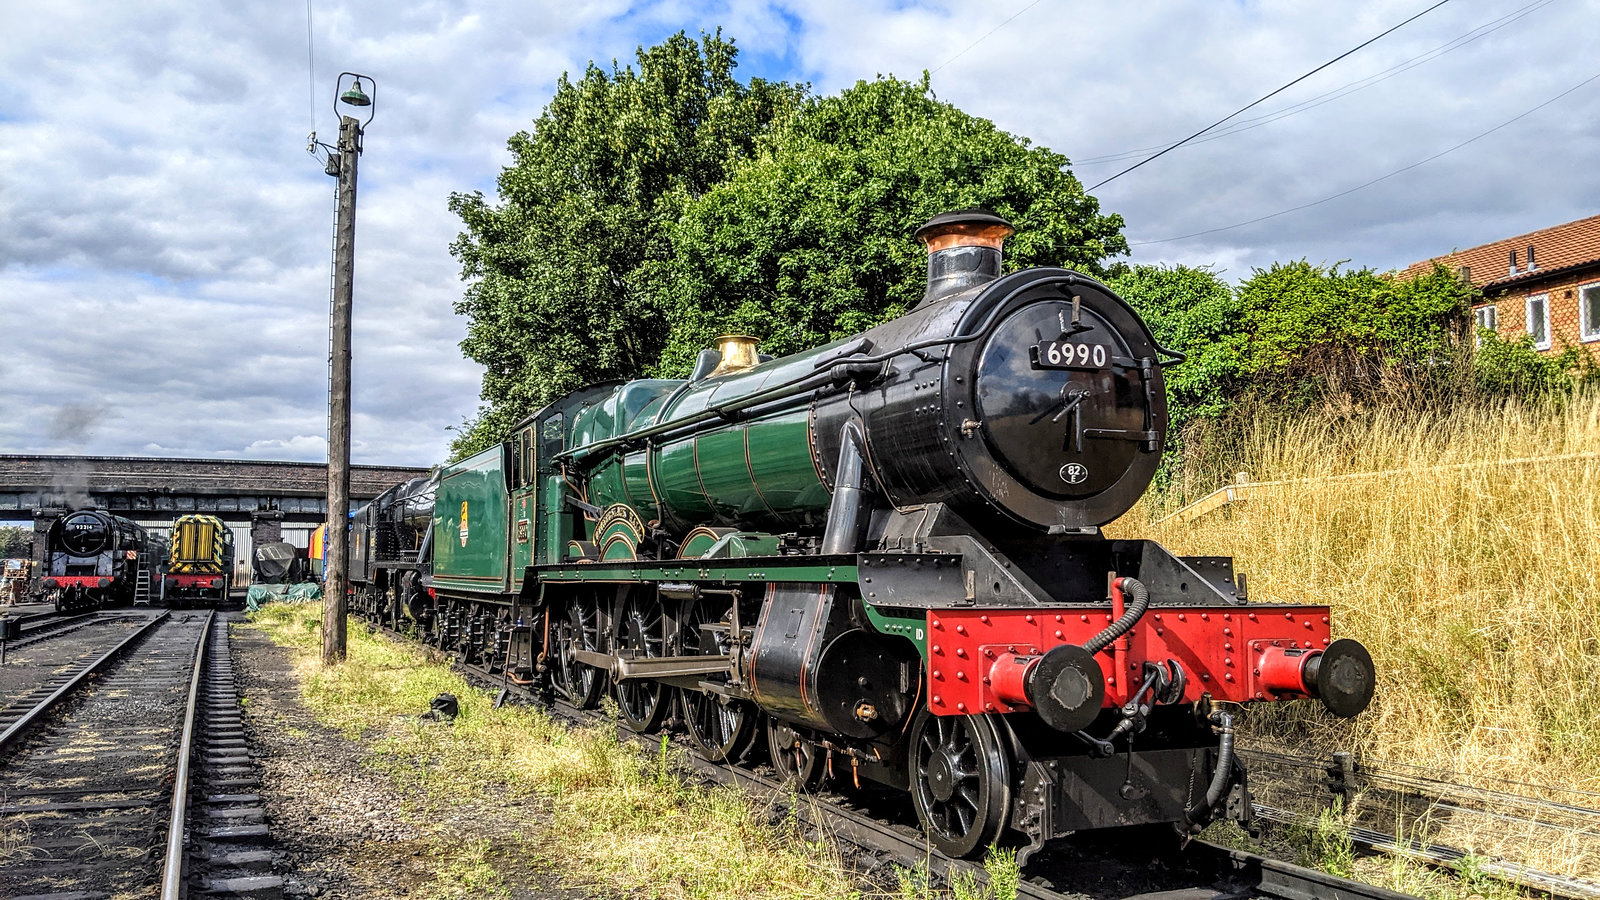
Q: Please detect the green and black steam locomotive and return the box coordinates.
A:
[363,210,1374,860]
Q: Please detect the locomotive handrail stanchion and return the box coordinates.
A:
[160,609,214,900]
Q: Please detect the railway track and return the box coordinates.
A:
[364,619,1414,900]
[0,610,280,899]
[1,611,104,653]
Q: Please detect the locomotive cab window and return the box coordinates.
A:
[540,413,564,463]
[521,427,536,484]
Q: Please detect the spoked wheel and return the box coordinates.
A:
[556,593,605,708]
[766,716,826,790]
[908,711,1012,858]
[678,595,756,762]
[614,590,669,732]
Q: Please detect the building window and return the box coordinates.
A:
[1582,282,1600,342]
[1474,305,1498,332]
[1527,293,1551,350]
[1473,305,1497,347]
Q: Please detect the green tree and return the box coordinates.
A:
[0,526,30,559]
[649,76,1127,376]
[1107,264,1242,433]
[448,31,806,458]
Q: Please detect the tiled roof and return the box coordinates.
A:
[1404,213,1600,293]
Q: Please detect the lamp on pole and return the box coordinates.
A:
[318,72,374,665]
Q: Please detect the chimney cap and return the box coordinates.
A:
[914,208,1015,243]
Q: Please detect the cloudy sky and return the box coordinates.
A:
[1,0,1595,467]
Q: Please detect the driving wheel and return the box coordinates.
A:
[908,711,1011,858]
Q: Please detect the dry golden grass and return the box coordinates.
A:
[1117,393,1600,879]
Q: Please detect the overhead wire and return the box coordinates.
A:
[1074,0,1557,166]
[1086,0,1455,191]
[929,0,1048,75]
[305,0,318,138]
[1131,68,1600,245]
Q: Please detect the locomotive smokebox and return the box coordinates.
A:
[913,209,1014,307]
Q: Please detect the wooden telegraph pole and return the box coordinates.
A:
[321,74,373,666]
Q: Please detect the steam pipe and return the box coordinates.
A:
[1084,577,1149,656]
[821,424,870,555]
[1188,710,1236,820]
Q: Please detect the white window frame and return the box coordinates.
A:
[1526,293,1551,351]
[1472,305,1497,347]
[1581,282,1600,342]
[1474,305,1498,332]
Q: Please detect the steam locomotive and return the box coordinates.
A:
[372,210,1375,861]
[42,508,166,612]
[349,474,436,627]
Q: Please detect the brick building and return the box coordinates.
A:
[1405,213,1600,355]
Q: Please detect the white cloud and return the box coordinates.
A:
[2,0,1595,471]
[782,0,1600,278]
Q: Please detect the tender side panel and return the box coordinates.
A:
[432,444,512,596]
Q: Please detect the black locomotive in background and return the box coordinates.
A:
[349,473,437,626]
[42,508,166,611]
[349,210,1376,862]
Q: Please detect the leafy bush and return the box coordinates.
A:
[1108,264,1241,434]
[1230,260,1473,409]
[1474,329,1599,398]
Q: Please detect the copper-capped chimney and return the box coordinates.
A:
[912,208,1015,308]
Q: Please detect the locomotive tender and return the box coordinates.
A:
[42,508,165,612]
[380,210,1376,860]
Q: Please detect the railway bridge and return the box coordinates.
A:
[0,454,430,587]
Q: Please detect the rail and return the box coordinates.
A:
[161,609,215,899]
[0,611,169,750]
[1243,746,1600,900]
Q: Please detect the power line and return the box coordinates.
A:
[1087,0,1454,192]
[1075,0,1555,166]
[930,0,1048,74]
[305,0,317,136]
[1131,69,1600,246]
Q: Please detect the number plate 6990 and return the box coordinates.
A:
[1033,341,1109,370]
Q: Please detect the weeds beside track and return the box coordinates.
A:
[1120,394,1600,881]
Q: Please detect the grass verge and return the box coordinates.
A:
[248,602,864,899]
[248,603,1022,900]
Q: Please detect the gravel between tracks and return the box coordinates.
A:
[230,622,586,900]
[0,614,154,706]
